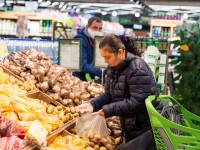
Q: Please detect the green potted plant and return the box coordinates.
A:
[170,21,200,115]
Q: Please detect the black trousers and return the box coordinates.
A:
[116,130,157,150]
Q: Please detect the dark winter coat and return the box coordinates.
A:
[91,52,157,141]
[72,28,102,81]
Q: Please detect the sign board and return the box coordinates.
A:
[94,36,107,68]
[58,39,81,71]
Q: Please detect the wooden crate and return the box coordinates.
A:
[47,130,71,145]
[0,63,39,92]
[26,90,61,106]
[26,91,76,139]
[0,63,24,81]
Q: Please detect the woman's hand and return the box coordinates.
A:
[98,109,105,117]
[76,102,93,115]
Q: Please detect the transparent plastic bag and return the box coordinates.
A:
[75,113,109,137]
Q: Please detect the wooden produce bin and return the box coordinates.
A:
[27,90,61,106]
[0,63,39,93]
[47,120,75,145]
[26,91,77,139]
[0,63,24,81]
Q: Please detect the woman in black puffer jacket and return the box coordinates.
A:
[78,34,159,150]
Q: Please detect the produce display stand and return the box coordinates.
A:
[145,95,200,150]
[0,49,111,149]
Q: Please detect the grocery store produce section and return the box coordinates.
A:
[0,49,121,150]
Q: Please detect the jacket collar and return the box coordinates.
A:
[110,52,137,73]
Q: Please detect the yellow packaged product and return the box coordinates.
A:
[46,135,86,150]
[0,94,14,112]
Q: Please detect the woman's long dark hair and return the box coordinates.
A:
[99,34,142,57]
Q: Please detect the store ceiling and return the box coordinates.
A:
[0,0,200,19]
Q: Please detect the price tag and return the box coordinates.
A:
[58,39,81,71]
[94,36,107,68]
[0,43,8,59]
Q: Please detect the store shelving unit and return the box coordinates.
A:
[150,19,183,38]
[0,12,54,40]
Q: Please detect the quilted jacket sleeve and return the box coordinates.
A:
[102,60,156,118]
[90,68,112,111]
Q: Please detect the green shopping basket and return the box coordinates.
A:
[145,95,200,150]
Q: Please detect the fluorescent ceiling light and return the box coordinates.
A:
[59,2,64,8]
[67,6,72,10]
[84,9,101,14]
[72,5,77,9]
[62,4,67,9]
[52,2,59,6]
[104,5,141,11]
[17,1,25,4]
[79,3,92,8]
[6,0,13,4]
[0,3,4,7]
[40,1,51,7]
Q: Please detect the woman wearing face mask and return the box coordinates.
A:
[73,16,104,81]
[77,34,161,149]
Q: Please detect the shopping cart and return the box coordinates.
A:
[145,95,200,150]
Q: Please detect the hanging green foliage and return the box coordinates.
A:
[171,21,200,115]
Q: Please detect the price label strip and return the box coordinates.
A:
[58,39,81,71]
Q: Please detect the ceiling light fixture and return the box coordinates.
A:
[112,11,118,16]
[183,13,188,19]
[52,2,59,7]
[130,0,154,12]
[67,6,72,10]
[62,4,67,9]
[72,5,77,9]
[40,1,51,7]
[135,1,140,5]
[59,2,64,8]
[135,12,140,17]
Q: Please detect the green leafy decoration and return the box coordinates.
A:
[171,21,200,115]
